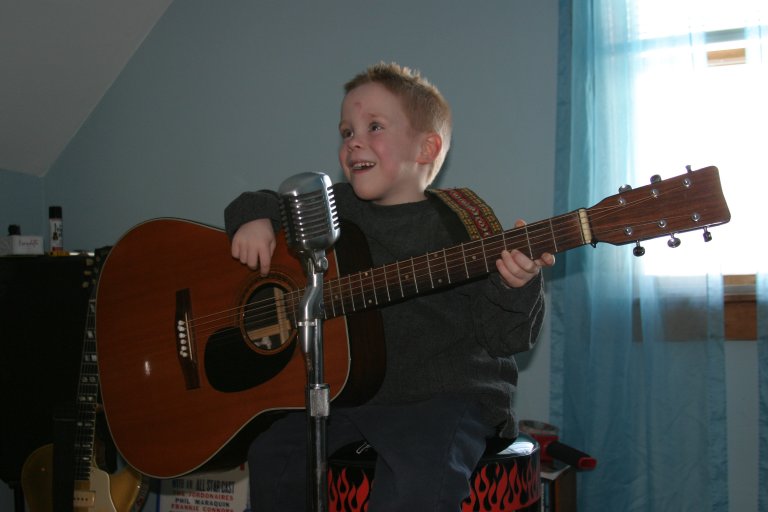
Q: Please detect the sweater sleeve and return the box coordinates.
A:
[470,271,546,358]
[223,189,282,240]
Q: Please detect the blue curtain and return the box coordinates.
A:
[551,1,731,509]
[759,272,768,511]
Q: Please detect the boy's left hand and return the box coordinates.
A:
[495,219,556,288]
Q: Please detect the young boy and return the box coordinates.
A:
[224,62,554,511]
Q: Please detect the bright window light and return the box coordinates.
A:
[630,2,767,276]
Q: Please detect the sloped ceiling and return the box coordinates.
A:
[0,0,173,177]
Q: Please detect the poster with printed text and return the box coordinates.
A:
[157,464,250,512]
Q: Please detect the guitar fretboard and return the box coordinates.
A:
[281,210,587,322]
[73,298,99,481]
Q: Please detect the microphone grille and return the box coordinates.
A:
[278,172,340,251]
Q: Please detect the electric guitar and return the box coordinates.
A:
[95,165,730,479]
[21,250,148,512]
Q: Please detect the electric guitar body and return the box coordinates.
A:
[21,443,147,512]
[21,249,149,511]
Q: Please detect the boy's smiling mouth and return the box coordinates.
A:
[350,160,376,171]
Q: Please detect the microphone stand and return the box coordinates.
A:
[298,248,331,512]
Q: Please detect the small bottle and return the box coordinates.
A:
[49,206,64,255]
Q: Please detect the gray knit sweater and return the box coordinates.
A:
[224,182,545,438]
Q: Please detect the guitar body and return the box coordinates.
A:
[21,443,147,512]
[96,218,385,478]
[20,445,52,512]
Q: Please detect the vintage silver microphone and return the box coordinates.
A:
[279,171,340,264]
[278,171,340,512]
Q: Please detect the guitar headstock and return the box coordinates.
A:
[587,166,730,252]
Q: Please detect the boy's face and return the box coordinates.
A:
[338,82,432,205]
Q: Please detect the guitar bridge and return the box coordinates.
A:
[176,289,200,389]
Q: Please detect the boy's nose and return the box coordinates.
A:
[345,135,363,150]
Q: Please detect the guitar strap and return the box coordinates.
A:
[428,188,503,240]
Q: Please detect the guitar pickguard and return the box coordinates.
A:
[204,327,297,393]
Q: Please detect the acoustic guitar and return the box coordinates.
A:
[21,250,148,512]
[95,165,730,479]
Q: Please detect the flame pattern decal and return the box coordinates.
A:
[328,466,373,512]
[461,455,541,511]
[328,449,540,512]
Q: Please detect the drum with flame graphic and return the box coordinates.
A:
[328,434,541,511]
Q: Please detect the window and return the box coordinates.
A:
[629,2,767,278]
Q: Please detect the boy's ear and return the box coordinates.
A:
[416,132,443,164]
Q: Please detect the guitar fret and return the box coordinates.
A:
[336,279,345,315]
[417,255,430,290]
[339,276,355,314]
[465,240,484,276]
[365,270,377,306]
[548,218,558,253]
[372,267,384,304]
[523,226,532,259]
[411,258,419,293]
[346,275,356,312]
[460,243,469,279]
[335,279,343,315]
[530,222,550,258]
[426,253,434,289]
[357,272,366,308]
[332,280,344,316]
[431,251,447,287]
[398,259,417,297]
[443,246,459,283]
[442,249,452,284]
[381,265,392,302]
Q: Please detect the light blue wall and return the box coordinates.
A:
[43,0,558,252]
[1,0,558,508]
[0,170,45,240]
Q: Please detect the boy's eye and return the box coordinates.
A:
[340,128,353,139]
[370,122,383,132]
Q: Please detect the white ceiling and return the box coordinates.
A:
[0,0,173,177]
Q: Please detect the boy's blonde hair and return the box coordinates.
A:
[344,62,452,183]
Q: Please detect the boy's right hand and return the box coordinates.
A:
[231,218,276,276]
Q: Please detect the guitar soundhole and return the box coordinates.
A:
[241,280,296,354]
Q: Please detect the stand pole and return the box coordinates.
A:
[298,253,330,512]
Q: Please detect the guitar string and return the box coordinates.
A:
[188,179,704,340]
[191,207,694,343]
[186,211,582,336]
[235,185,685,326]
[187,179,711,340]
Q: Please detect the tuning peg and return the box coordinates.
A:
[686,165,693,172]
[650,174,662,184]
[619,184,632,193]
[667,235,681,248]
[703,227,712,242]
[633,241,646,257]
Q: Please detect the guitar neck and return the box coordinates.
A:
[280,165,730,322]
[73,297,99,482]
[316,210,585,319]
